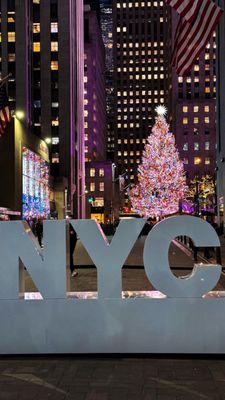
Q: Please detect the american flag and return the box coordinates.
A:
[0,83,11,135]
[166,0,223,76]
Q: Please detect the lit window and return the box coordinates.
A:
[204,116,210,123]
[33,23,40,33]
[8,32,15,42]
[8,53,15,62]
[90,183,95,192]
[52,120,59,126]
[52,137,59,145]
[194,142,199,151]
[183,106,188,113]
[33,42,41,52]
[193,106,199,113]
[205,158,211,165]
[51,23,58,33]
[194,157,201,165]
[99,182,104,192]
[204,106,209,112]
[51,61,58,70]
[99,169,104,177]
[205,142,210,150]
[51,42,58,52]
[90,168,95,177]
[52,153,59,163]
[183,143,188,151]
[183,118,188,125]
[194,117,199,124]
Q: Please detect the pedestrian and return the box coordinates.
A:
[35,219,43,247]
[69,222,78,277]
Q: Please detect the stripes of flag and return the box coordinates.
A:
[166,0,223,76]
[0,83,11,135]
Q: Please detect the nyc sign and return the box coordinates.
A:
[0,216,224,354]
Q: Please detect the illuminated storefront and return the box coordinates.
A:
[22,147,50,219]
[0,119,50,220]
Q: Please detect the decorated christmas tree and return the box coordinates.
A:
[129,106,187,218]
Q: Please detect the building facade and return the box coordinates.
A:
[171,11,217,183]
[84,3,112,221]
[0,0,85,219]
[217,0,225,229]
[113,0,171,207]
[84,4,106,162]
[100,0,114,160]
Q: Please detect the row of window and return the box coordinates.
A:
[183,117,211,125]
[184,157,211,165]
[116,2,164,8]
[117,65,164,72]
[117,42,164,48]
[89,168,105,177]
[183,106,211,113]
[89,182,105,192]
[33,42,58,52]
[118,89,164,96]
[183,142,211,151]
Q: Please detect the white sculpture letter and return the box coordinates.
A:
[72,218,145,298]
[0,220,67,299]
[143,216,222,297]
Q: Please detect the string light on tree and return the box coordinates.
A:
[129,107,187,218]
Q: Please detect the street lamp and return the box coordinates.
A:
[15,110,25,120]
[45,137,51,145]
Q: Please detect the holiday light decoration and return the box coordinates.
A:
[22,147,50,219]
[129,110,187,218]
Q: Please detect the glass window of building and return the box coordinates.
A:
[183,143,188,151]
[90,168,95,177]
[99,169,104,177]
[90,183,95,192]
[205,142,210,150]
[194,142,199,151]
[205,158,211,165]
[99,182,104,192]
[194,157,201,165]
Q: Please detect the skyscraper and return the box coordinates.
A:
[216,0,225,230]
[113,0,170,206]
[0,0,85,219]
[84,3,112,222]
[100,0,114,160]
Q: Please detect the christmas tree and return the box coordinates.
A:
[129,106,187,218]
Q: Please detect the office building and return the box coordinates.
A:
[100,0,114,160]
[113,0,171,206]
[0,0,85,219]
[171,11,217,183]
[217,0,225,229]
[84,3,112,221]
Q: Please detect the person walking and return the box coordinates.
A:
[69,223,78,277]
[35,219,43,247]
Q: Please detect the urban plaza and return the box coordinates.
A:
[0,0,225,399]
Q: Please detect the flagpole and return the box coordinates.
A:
[0,73,12,88]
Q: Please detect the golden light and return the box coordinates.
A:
[45,137,51,145]
[15,110,25,120]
